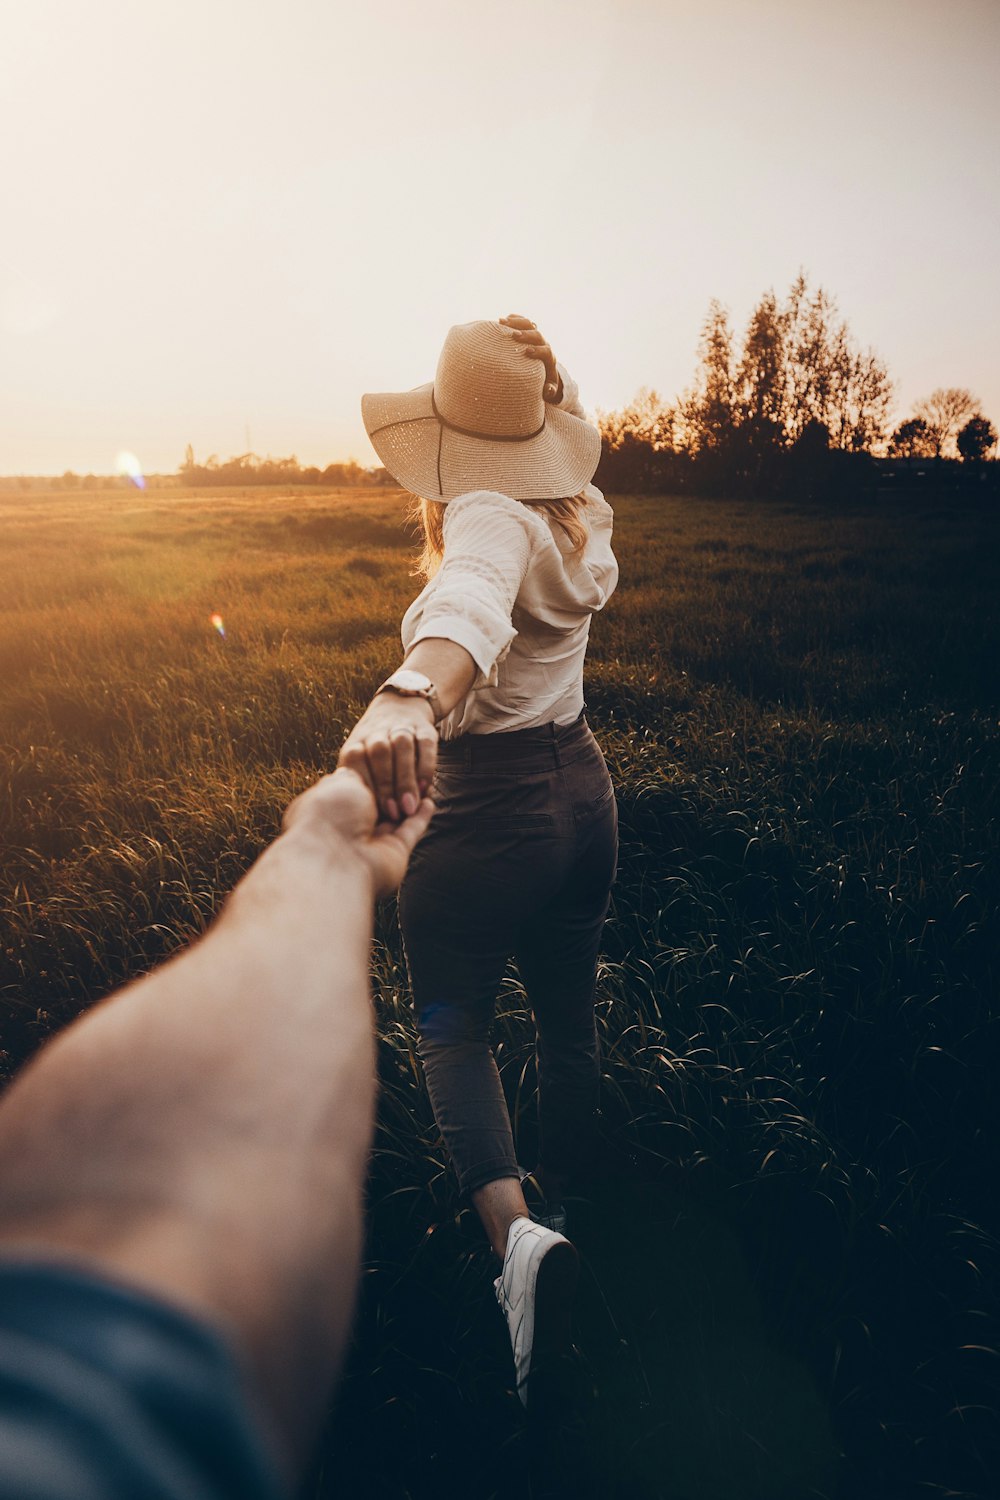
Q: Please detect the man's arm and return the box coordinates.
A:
[0,770,432,1476]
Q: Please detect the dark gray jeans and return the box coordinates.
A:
[398,707,618,1199]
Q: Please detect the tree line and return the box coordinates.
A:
[0,457,389,492]
[177,448,388,488]
[595,272,997,499]
[5,276,994,500]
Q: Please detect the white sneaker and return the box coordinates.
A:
[493,1215,579,1408]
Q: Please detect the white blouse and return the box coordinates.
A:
[400,367,619,739]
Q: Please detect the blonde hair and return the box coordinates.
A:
[406,492,590,581]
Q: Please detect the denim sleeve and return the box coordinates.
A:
[0,1261,287,1500]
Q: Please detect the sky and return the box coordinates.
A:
[1,0,997,475]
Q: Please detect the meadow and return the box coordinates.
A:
[1,483,998,1500]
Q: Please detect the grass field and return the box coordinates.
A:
[1,484,998,1499]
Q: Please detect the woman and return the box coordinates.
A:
[339,314,619,1409]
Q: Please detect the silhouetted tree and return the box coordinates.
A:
[320,461,367,486]
[956,414,997,462]
[795,418,832,457]
[913,388,982,458]
[596,272,896,498]
[837,345,894,452]
[680,301,737,453]
[736,291,785,436]
[599,388,677,453]
[784,276,838,440]
[889,418,936,458]
[788,418,837,501]
[597,388,683,491]
[683,274,892,465]
[366,466,394,486]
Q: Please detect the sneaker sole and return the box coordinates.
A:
[522,1238,579,1409]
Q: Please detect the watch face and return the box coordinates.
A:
[389,669,432,693]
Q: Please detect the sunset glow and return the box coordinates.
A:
[1,0,997,474]
[115,451,145,489]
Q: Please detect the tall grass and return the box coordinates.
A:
[1,484,998,1499]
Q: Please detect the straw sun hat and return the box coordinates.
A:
[361,320,602,502]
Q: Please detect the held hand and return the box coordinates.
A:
[337,692,438,823]
[283,766,434,898]
[500,313,563,403]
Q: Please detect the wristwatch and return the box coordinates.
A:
[374,668,444,723]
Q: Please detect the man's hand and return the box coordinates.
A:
[337,691,438,824]
[283,766,433,898]
[500,313,563,403]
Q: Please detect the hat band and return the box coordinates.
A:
[430,390,546,443]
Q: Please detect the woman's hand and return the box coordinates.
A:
[337,692,438,824]
[500,313,563,403]
[283,766,434,898]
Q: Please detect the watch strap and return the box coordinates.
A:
[375,675,443,723]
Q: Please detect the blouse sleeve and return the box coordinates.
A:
[554,362,590,424]
[401,490,543,690]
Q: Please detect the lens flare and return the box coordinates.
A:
[210,613,226,639]
[116,450,146,489]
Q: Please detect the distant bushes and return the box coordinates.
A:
[594,436,1000,504]
[177,452,390,488]
[0,460,394,493]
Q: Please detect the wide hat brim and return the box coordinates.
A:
[361,382,602,501]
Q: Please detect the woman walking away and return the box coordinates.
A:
[339,314,619,1410]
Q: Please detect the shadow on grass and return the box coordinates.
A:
[307,1168,840,1500]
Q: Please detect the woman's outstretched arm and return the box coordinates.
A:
[337,635,477,820]
[0,769,432,1477]
[339,489,539,820]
